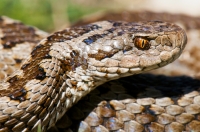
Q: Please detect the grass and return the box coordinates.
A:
[0,0,101,32]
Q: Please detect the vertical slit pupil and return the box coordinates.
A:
[142,40,145,48]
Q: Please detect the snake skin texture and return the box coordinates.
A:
[73,11,200,77]
[54,11,200,132]
[0,16,186,132]
[0,16,48,82]
[59,74,200,132]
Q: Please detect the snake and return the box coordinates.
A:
[0,15,187,132]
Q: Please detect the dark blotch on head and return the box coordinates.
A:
[117,31,124,36]
[0,22,41,49]
[107,28,116,33]
[89,24,101,30]
[128,27,138,32]
[21,63,30,70]
[31,44,44,57]
[7,75,20,84]
[44,54,52,59]
[83,34,103,45]
[83,38,94,45]
[35,67,46,80]
[47,26,92,43]
[154,20,163,23]
[9,88,27,101]
[14,59,22,64]
[113,22,122,27]
[47,32,68,42]
[47,24,101,45]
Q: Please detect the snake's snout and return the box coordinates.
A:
[116,22,188,74]
[178,28,187,50]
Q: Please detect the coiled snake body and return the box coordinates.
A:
[0,16,186,131]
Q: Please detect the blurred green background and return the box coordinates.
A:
[0,0,107,32]
[1,0,198,32]
[0,0,147,32]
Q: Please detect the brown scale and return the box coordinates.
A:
[9,88,27,101]
[107,27,116,33]
[5,41,59,100]
[65,91,72,98]
[105,118,123,130]
[7,75,20,84]
[123,45,132,53]
[21,63,30,70]
[6,22,101,101]
[7,42,52,101]
[35,67,46,80]
[77,86,85,91]
[112,22,123,27]
[98,103,116,117]
[47,31,72,42]
[82,28,117,45]
[31,44,45,57]
[58,74,200,132]
[48,24,101,43]
[117,31,125,36]
[88,49,119,61]
[136,114,156,124]
[83,34,104,45]
[71,23,101,30]
[62,50,88,71]
[6,22,102,100]
[0,22,41,49]
[70,80,77,88]
[14,58,23,64]
[5,56,66,130]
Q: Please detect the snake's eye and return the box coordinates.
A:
[134,37,150,50]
